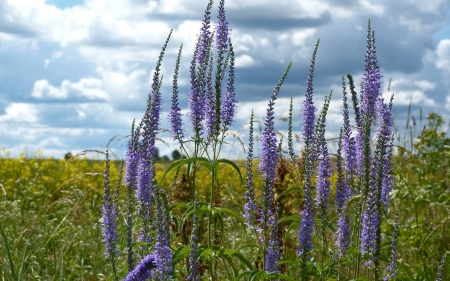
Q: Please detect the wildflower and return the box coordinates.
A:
[335,130,351,257]
[287,98,296,164]
[355,21,382,177]
[265,207,280,274]
[336,214,351,257]
[102,150,118,258]
[215,0,229,53]
[204,49,216,140]
[301,40,319,150]
[197,0,213,64]
[335,129,347,210]
[361,185,381,265]
[384,214,399,281]
[221,40,236,131]
[244,111,257,227]
[259,62,291,235]
[315,149,331,209]
[341,77,357,186]
[298,195,314,255]
[436,253,447,281]
[361,21,382,118]
[125,121,140,189]
[189,39,204,137]
[169,44,184,144]
[154,189,172,280]
[124,253,157,281]
[137,30,172,241]
[188,195,201,281]
[314,93,332,210]
[376,96,394,210]
[298,40,319,256]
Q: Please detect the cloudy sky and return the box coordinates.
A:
[0,0,449,159]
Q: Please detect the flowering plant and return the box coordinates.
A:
[101,1,408,280]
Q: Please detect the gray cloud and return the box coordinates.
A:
[0,0,449,158]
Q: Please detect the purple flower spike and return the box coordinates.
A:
[188,197,201,281]
[361,193,380,262]
[315,144,331,210]
[341,78,357,182]
[375,97,394,211]
[384,214,399,281]
[154,190,173,280]
[244,111,257,227]
[336,214,351,257]
[301,40,319,150]
[298,196,314,255]
[102,150,118,257]
[197,0,213,64]
[221,41,236,130]
[361,23,382,118]
[265,208,280,274]
[259,95,278,183]
[189,42,205,137]
[124,253,157,281]
[169,44,184,144]
[215,0,229,53]
[125,125,140,189]
[298,41,319,257]
[204,51,216,140]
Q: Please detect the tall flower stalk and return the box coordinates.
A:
[101,3,403,280]
[259,61,292,272]
[102,150,118,281]
[298,40,320,263]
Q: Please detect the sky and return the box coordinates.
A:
[0,0,449,160]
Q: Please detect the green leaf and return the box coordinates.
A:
[169,202,189,212]
[172,245,191,264]
[199,248,213,259]
[222,255,238,278]
[249,269,265,281]
[0,224,17,281]
[278,215,301,224]
[160,157,211,183]
[266,272,295,281]
[180,202,208,240]
[276,187,303,201]
[219,248,254,270]
[235,270,252,281]
[278,258,295,265]
[216,206,247,232]
[217,158,243,185]
[17,242,28,281]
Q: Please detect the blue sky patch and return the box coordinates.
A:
[46,0,85,9]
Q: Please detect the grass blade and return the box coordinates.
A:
[0,224,17,281]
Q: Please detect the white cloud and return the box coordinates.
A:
[414,80,436,91]
[436,39,450,72]
[0,103,39,122]
[31,78,109,100]
[384,90,435,106]
[235,54,255,68]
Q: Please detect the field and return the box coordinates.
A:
[0,110,449,280]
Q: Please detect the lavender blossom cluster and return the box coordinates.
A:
[100,0,405,279]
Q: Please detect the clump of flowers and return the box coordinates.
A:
[99,2,428,280]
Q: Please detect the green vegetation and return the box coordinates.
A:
[0,112,449,280]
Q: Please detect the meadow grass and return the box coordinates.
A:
[0,111,448,280]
